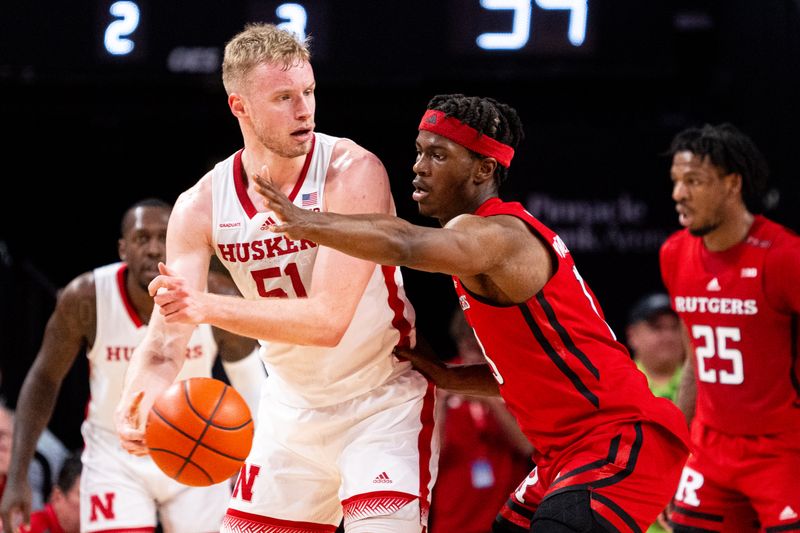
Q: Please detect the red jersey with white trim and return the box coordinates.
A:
[210,133,416,408]
[660,215,800,435]
[454,198,688,467]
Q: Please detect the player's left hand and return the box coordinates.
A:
[253,166,313,241]
[149,263,207,324]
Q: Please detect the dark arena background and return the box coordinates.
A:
[1,0,799,449]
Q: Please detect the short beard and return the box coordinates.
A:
[689,222,720,237]
[257,133,311,159]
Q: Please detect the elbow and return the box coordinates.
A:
[313,327,347,347]
[306,318,349,347]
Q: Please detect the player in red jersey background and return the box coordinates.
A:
[661,123,800,532]
[254,93,690,533]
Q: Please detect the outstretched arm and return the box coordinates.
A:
[253,175,515,279]
[1,275,92,533]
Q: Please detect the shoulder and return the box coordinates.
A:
[760,216,799,243]
[324,138,391,212]
[765,226,800,270]
[59,270,96,310]
[327,138,387,186]
[660,229,688,258]
[176,171,214,213]
[447,213,542,254]
[51,270,97,336]
[169,172,214,237]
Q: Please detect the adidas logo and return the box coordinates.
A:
[259,216,277,231]
[373,472,392,484]
[706,277,721,292]
[780,506,798,521]
[426,114,437,124]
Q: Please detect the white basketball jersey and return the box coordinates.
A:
[86,262,218,432]
[210,133,416,408]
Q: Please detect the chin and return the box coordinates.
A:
[417,203,437,219]
[689,224,718,237]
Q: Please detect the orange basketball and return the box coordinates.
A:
[145,377,254,486]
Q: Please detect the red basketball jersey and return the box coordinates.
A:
[454,198,688,467]
[660,215,800,435]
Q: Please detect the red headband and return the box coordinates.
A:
[418,109,515,168]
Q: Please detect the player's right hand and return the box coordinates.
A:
[115,390,149,456]
[0,477,32,533]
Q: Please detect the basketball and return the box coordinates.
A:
[145,377,254,486]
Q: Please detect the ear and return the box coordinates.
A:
[228,93,246,118]
[473,157,498,185]
[725,172,743,196]
[118,238,127,262]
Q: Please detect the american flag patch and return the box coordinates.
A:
[301,192,318,206]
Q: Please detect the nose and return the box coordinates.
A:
[147,237,166,259]
[412,154,427,176]
[295,94,313,120]
[672,180,687,202]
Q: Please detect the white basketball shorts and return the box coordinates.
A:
[80,422,230,533]
[222,369,438,531]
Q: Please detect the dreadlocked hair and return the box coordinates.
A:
[669,123,769,213]
[427,94,524,186]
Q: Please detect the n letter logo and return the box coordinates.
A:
[232,464,261,502]
[89,493,116,521]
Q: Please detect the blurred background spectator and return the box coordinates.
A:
[626,293,684,402]
[429,312,533,533]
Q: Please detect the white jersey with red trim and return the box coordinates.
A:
[210,132,416,408]
[86,262,218,433]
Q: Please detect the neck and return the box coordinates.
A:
[126,271,154,324]
[241,142,307,191]
[702,208,754,252]
[438,191,498,227]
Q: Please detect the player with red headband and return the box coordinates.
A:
[253,93,691,533]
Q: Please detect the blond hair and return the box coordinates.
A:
[222,23,311,94]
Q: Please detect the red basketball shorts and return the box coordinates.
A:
[498,421,688,532]
[671,423,800,532]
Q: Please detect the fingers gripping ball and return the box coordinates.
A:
[146,377,254,486]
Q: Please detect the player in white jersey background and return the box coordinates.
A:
[115,24,437,533]
[0,199,263,533]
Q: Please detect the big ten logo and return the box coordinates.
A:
[675,466,704,507]
[185,345,204,359]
